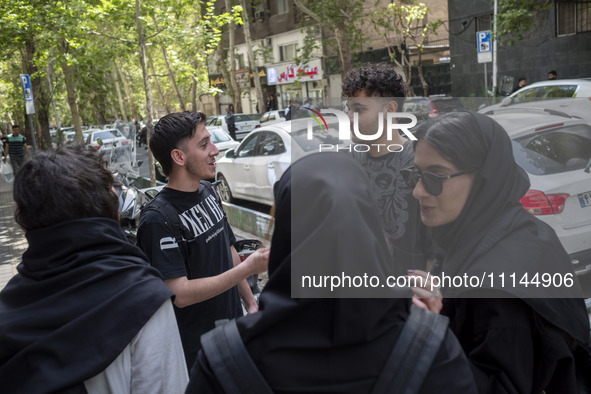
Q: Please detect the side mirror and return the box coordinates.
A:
[500,97,512,106]
[225,149,236,159]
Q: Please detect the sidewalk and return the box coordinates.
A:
[0,180,27,291]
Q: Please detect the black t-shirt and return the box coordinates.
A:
[352,141,433,274]
[137,184,242,357]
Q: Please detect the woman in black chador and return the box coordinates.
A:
[403,111,591,393]
[187,153,478,393]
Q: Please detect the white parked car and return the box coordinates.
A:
[259,110,286,126]
[487,108,591,275]
[479,79,591,122]
[86,128,130,156]
[205,114,261,140]
[215,118,341,206]
[207,126,240,157]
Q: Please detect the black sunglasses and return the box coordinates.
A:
[400,166,476,196]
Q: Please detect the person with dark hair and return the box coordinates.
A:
[2,125,31,174]
[548,70,558,80]
[137,111,269,369]
[342,62,432,275]
[0,145,188,393]
[225,105,236,140]
[402,111,591,393]
[186,153,478,393]
[511,77,527,93]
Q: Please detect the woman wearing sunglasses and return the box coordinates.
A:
[402,111,591,393]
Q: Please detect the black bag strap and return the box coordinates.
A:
[371,305,449,394]
[201,319,273,394]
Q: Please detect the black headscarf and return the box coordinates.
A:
[235,153,412,392]
[425,111,589,346]
[0,218,173,393]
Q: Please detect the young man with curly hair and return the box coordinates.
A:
[342,63,433,274]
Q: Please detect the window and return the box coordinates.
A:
[236,134,259,158]
[279,43,297,62]
[540,85,577,99]
[512,87,540,104]
[558,1,591,35]
[277,0,289,15]
[256,132,285,156]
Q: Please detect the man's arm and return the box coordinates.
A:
[23,143,30,158]
[2,141,8,162]
[165,247,269,308]
[230,245,259,314]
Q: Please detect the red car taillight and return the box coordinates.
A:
[428,102,439,117]
[122,140,128,145]
[519,190,568,215]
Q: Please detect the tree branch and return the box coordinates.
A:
[292,0,322,24]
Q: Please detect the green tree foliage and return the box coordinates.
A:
[495,0,552,45]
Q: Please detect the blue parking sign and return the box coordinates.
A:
[19,74,35,114]
[477,31,491,53]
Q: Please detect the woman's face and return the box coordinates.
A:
[412,140,475,227]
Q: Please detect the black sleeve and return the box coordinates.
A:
[418,329,478,394]
[458,298,539,394]
[137,209,187,280]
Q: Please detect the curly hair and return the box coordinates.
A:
[14,144,119,231]
[149,111,207,176]
[341,63,408,107]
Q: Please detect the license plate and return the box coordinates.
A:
[578,191,591,207]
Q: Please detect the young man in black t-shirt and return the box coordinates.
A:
[342,63,433,275]
[137,111,269,368]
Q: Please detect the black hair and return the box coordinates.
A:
[13,144,119,231]
[12,125,19,129]
[149,111,206,176]
[518,77,526,83]
[548,70,557,77]
[341,62,408,108]
[413,111,488,172]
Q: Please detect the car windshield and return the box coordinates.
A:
[512,123,591,175]
[93,130,120,141]
[236,114,260,122]
[209,128,232,143]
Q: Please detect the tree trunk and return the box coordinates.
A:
[150,15,185,112]
[239,0,265,114]
[116,61,139,122]
[135,0,156,186]
[58,37,83,143]
[225,0,242,113]
[416,51,428,97]
[111,64,128,121]
[191,74,198,112]
[333,25,353,73]
[147,48,172,114]
[217,45,235,112]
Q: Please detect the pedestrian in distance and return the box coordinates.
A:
[0,144,188,393]
[186,152,478,394]
[225,105,236,140]
[342,62,434,276]
[2,125,31,174]
[511,77,527,93]
[136,111,269,369]
[548,70,558,80]
[402,110,591,393]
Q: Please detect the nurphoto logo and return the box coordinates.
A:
[301,108,418,153]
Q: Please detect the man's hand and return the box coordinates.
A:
[2,156,6,163]
[242,247,270,275]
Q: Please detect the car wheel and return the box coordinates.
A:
[217,174,234,203]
